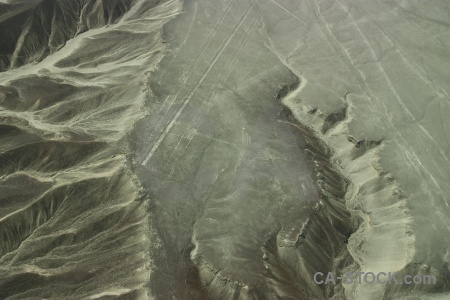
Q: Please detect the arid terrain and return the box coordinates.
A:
[0,0,449,299]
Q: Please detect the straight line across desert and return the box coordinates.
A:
[0,0,449,299]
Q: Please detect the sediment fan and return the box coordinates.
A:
[0,0,449,299]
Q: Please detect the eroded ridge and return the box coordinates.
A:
[284,88,446,299]
[186,80,361,300]
[0,0,134,72]
[0,1,182,299]
[262,103,361,300]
